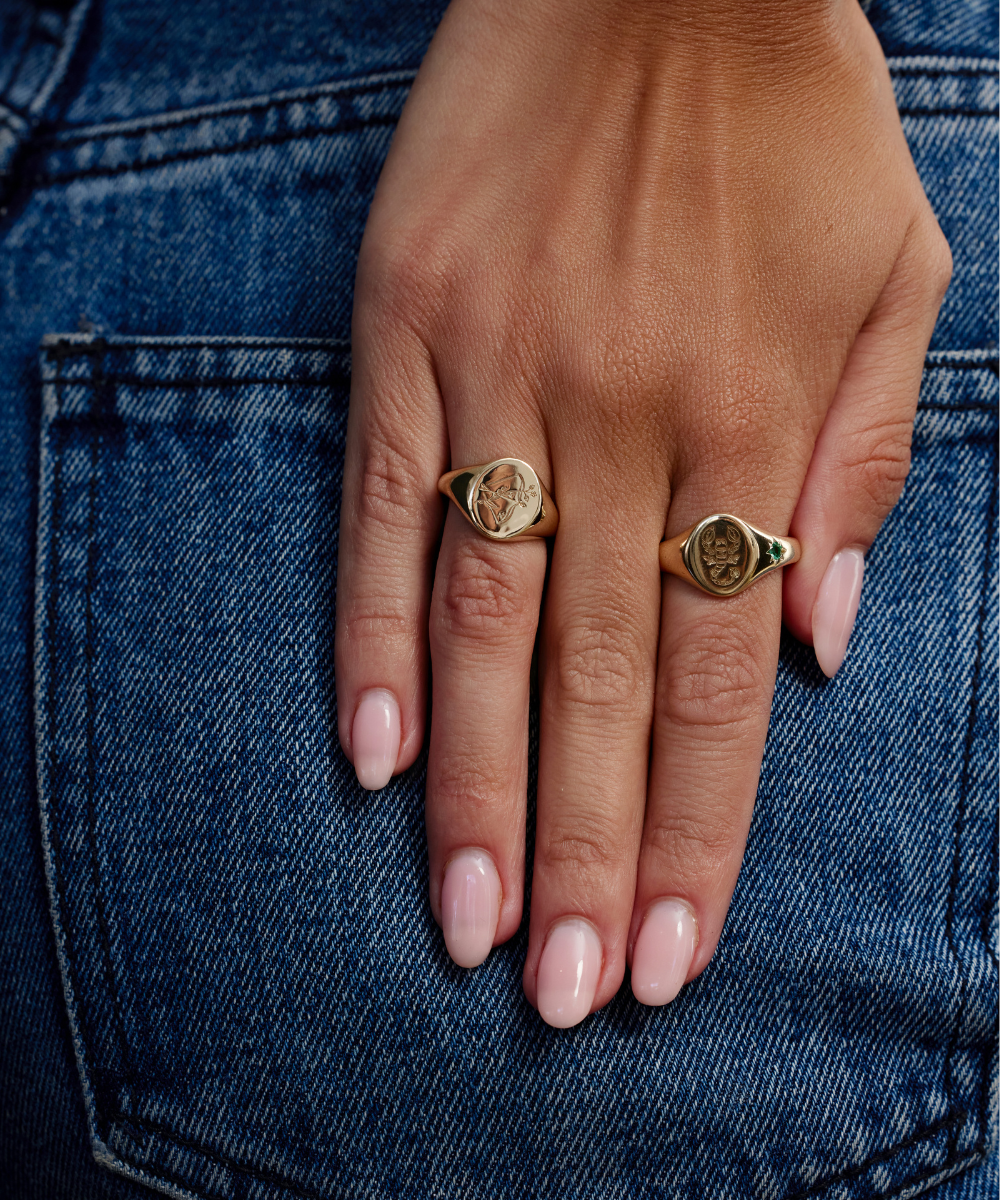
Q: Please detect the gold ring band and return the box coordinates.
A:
[438,458,558,541]
[659,513,800,596]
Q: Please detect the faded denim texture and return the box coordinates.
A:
[1,2,997,1199]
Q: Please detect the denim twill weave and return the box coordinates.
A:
[0,2,997,1199]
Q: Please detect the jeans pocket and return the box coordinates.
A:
[33,332,999,1200]
[35,333,357,1198]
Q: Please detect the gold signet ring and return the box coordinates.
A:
[438,458,558,541]
[659,513,800,597]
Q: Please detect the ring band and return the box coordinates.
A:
[659,513,800,597]
[438,458,558,540]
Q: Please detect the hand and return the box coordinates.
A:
[335,0,950,1025]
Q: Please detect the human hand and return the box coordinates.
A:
[335,0,950,1025]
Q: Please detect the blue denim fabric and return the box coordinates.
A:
[0,3,996,1199]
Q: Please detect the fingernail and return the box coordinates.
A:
[441,850,501,968]
[351,689,401,790]
[536,920,602,1029]
[631,898,697,1007]
[812,548,865,678]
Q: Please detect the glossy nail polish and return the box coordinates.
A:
[351,689,400,790]
[441,851,501,968]
[536,920,602,1029]
[812,548,865,678]
[631,899,697,1007]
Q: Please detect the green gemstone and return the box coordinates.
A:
[768,539,783,564]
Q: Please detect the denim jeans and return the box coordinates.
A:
[1,2,996,1198]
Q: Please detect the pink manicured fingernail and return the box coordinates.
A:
[536,920,602,1029]
[812,548,865,678]
[631,899,697,1007]
[351,689,401,790]
[441,851,501,968]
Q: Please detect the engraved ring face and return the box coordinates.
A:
[683,515,759,596]
[467,459,543,539]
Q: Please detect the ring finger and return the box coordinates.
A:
[629,495,791,1004]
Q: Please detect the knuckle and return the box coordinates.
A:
[838,420,913,521]
[539,811,626,875]
[359,222,456,325]
[925,230,954,301]
[340,602,415,657]
[433,539,538,645]
[553,618,651,714]
[672,361,799,473]
[431,755,504,817]
[657,621,768,732]
[571,335,655,428]
[645,807,743,881]
[357,432,428,535]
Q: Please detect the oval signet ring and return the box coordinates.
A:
[438,458,558,541]
[659,513,800,597]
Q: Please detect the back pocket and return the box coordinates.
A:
[33,333,999,1200]
[34,334,364,1197]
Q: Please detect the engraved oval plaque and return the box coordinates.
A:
[683,515,758,596]
[467,459,543,539]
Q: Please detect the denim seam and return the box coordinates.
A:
[972,453,999,1158]
[941,436,998,1167]
[107,1134,231,1200]
[41,360,112,1145]
[114,1112,328,1200]
[784,1112,965,1199]
[82,345,135,1105]
[41,71,416,149]
[898,107,997,117]
[984,821,999,972]
[54,374,351,389]
[889,67,999,78]
[32,113,401,186]
[3,0,92,124]
[882,1147,983,1200]
[43,336,350,357]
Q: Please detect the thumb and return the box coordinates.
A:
[783,216,953,676]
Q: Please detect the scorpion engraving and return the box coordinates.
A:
[700,522,743,587]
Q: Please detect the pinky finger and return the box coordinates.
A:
[783,217,953,676]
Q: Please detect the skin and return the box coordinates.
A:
[335,0,951,1018]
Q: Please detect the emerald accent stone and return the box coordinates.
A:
[768,539,782,564]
